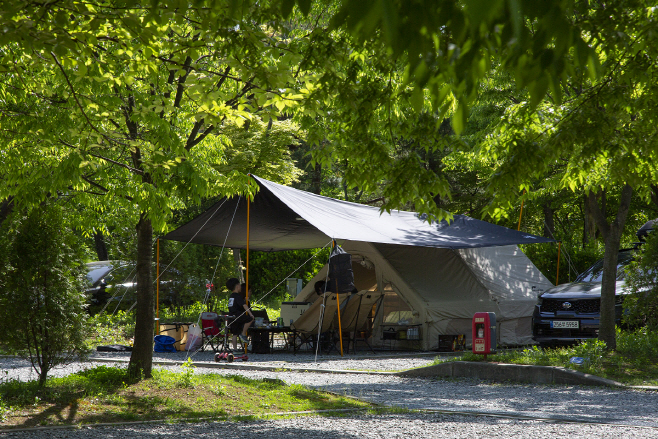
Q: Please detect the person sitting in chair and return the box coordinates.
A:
[314,280,326,296]
[227,278,254,347]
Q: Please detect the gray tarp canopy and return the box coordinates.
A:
[164,175,556,348]
[163,176,554,250]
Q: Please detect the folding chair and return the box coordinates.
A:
[200,311,221,352]
[291,293,346,354]
[202,311,248,354]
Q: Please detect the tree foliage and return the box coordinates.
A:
[0,203,89,386]
[624,232,658,331]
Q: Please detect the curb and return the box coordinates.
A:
[0,408,369,433]
[87,357,397,375]
[397,361,627,387]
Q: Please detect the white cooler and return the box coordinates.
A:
[280,301,311,326]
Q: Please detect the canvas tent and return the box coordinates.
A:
[293,241,554,348]
[164,175,555,349]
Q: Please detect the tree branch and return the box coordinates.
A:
[59,139,144,175]
[50,52,107,140]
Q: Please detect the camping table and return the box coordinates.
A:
[381,324,422,351]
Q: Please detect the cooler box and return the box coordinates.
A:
[280,302,311,326]
[159,323,190,351]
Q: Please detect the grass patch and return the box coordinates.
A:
[432,328,658,386]
[0,364,370,429]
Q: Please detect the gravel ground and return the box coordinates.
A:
[93,350,440,371]
[2,413,658,438]
[3,354,658,437]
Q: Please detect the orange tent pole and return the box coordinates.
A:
[555,241,562,285]
[246,177,251,304]
[517,199,525,231]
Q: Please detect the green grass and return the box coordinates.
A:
[0,364,370,429]
[431,328,658,386]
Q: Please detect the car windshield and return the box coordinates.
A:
[576,251,634,282]
[105,264,137,287]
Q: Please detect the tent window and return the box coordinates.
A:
[381,289,414,325]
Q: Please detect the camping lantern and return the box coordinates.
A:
[472,312,496,357]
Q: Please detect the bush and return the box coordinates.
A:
[0,203,89,386]
[623,232,658,330]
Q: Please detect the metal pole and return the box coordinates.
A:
[335,280,344,356]
[246,178,250,304]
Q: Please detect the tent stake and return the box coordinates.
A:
[555,241,561,285]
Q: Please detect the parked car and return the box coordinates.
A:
[85,261,197,313]
[532,249,634,347]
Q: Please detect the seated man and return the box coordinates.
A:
[226,278,254,347]
[314,280,326,295]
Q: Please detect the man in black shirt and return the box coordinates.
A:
[226,278,254,345]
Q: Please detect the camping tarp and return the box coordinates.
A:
[164,176,554,250]
[163,175,555,348]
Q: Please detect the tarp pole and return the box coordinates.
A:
[335,282,344,356]
[555,241,561,285]
[332,241,344,356]
[246,177,251,304]
[517,198,525,231]
[155,238,160,335]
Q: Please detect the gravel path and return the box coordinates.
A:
[3,354,658,437]
[2,413,658,438]
[93,350,440,371]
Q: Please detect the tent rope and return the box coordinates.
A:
[314,243,333,362]
[185,241,332,360]
[542,220,579,281]
[202,197,242,308]
[96,264,136,315]
[155,197,231,284]
[184,197,242,360]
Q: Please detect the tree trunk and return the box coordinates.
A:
[543,203,555,238]
[311,162,322,195]
[582,194,596,246]
[128,215,154,379]
[587,184,633,350]
[38,367,49,387]
[94,231,109,261]
[0,196,14,225]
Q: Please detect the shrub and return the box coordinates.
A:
[0,203,89,386]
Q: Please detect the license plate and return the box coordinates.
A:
[551,320,579,329]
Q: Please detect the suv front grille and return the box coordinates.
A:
[541,298,600,314]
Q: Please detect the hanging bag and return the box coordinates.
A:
[185,323,203,351]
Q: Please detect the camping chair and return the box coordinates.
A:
[202,311,248,353]
[291,293,345,354]
[200,311,221,352]
[348,294,383,354]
